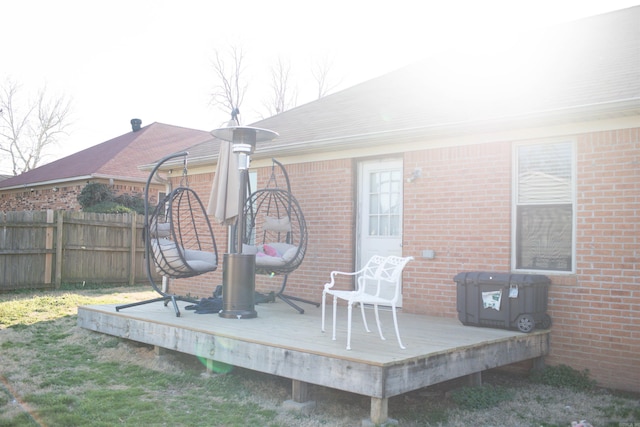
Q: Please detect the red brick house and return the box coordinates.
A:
[160,6,639,393]
[0,121,213,211]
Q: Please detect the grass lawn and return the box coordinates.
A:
[0,286,638,426]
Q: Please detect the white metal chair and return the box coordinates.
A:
[321,255,414,350]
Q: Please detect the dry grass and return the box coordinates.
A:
[1,286,638,426]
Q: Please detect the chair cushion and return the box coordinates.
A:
[266,242,296,256]
[263,216,291,232]
[151,238,216,273]
[150,222,171,238]
[255,255,287,267]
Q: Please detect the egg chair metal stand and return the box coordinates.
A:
[242,159,317,313]
[116,152,218,317]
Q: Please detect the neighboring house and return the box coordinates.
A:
[0,121,213,211]
[165,6,639,392]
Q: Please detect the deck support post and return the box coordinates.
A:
[467,371,482,386]
[531,355,545,372]
[154,346,169,357]
[291,379,309,402]
[365,396,397,426]
[282,380,316,415]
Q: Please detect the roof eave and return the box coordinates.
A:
[0,175,95,191]
[251,97,640,159]
[0,173,151,191]
[139,97,640,170]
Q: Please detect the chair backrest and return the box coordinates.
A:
[357,255,414,302]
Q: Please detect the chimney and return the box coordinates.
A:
[131,118,142,132]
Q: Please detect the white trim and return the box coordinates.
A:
[0,174,149,192]
[146,109,640,173]
[252,115,640,169]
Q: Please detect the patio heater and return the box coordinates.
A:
[211,123,278,319]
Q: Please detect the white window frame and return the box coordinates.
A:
[511,139,577,274]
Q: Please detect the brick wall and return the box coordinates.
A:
[0,180,152,211]
[545,128,639,391]
[402,142,512,317]
[168,129,639,392]
[0,184,85,211]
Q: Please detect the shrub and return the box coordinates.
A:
[529,364,596,391]
[77,183,144,214]
[113,193,145,214]
[77,183,113,209]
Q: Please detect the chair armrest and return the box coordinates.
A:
[324,270,358,290]
[324,260,374,289]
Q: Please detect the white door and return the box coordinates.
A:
[357,159,404,305]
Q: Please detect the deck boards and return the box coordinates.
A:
[77,298,549,424]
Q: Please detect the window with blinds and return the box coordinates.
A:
[514,141,574,272]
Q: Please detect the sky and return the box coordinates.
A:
[2,0,639,175]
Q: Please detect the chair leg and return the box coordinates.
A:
[277,275,319,314]
[373,304,386,341]
[347,301,353,350]
[321,291,326,333]
[359,302,371,333]
[391,306,406,349]
[332,296,338,341]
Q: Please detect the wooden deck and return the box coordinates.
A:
[77,298,550,425]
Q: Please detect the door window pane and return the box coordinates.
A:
[368,169,402,237]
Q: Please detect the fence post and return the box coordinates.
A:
[55,211,64,288]
[129,212,137,285]
[45,210,54,286]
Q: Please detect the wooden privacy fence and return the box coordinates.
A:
[0,210,156,291]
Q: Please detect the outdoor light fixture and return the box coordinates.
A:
[210,122,278,319]
[406,167,422,183]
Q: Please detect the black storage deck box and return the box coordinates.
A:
[454,272,552,333]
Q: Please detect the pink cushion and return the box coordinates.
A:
[263,244,277,257]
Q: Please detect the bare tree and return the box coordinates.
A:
[263,57,298,117]
[0,79,72,175]
[210,45,248,123]
[311,55,340,99]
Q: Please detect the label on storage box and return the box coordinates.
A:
[482,290,502,310]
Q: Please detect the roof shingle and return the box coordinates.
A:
[248,6,640,150]
[0,122,213,188]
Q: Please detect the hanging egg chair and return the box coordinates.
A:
[243,187,307,276]
[241,159,316,313]
[117,151,218,317]
[149,187,218,278]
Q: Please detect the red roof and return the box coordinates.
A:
[0,122,213,188]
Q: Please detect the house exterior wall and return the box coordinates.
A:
[0,184,86,211]
[0,179,158,211]
[552,128,639,392]
[171,127,639,393]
